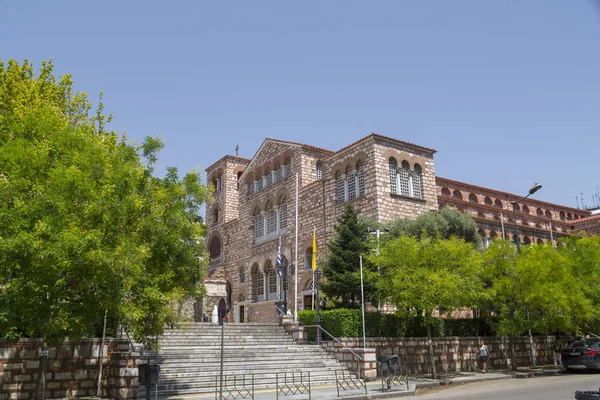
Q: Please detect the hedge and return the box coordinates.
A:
[298,309,493,341]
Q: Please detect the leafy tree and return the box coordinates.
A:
[386,207,481,245]
[480,240,592,369]
[0,59,211,397]
[375,235,484,378]
[321,205,376,308]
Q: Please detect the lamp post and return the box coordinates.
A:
[510,183,542,368]
[314,268,322,345]
[368,228,389,311]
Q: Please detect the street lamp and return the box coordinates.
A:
[314,268,323,345]
[368,228,389,311]
[510,183,542,368]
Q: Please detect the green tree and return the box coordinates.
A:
[375,235,484,378]
[321,205,375,308]
[480,240,592,369]
[0,59,211,397]
[386,207,481,245]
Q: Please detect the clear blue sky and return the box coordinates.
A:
[2,0,599,209]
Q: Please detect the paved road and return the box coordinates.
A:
[415,374,600,400]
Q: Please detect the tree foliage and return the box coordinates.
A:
[321,205,376,308]
[386,207,481,245]
[0,59,211,345]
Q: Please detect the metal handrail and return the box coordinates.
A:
[274,305,302,330]
[303,325,363,361]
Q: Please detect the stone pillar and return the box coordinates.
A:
[107,340,140,399]
[342,348,377,381]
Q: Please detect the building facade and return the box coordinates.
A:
[202,134,595,323]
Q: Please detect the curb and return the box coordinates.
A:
[335,383,417,400]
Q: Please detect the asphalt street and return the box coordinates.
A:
[415,373,600,400]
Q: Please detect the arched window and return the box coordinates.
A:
[283,157,292,178]
[239,266,245,284]
[513,204,521,212]
[494,199,503,208]
[490,231,498,239]
[484,197,492,205]
[304,246,313,270]
[399,161,410,196]
[279,196,288,230]
[453,190,462,200]
[537,207,544,216]
[315,160,323,180]
[522,220,529,227]
[209,236,221,259]
[493,214,501,221]
[346,166,356,201]
[213,207,219,224]
[274,163,282,182]
[523,236,531,245]
[257,268,265,297]
[251,263,259,300]
[357,160,365,197]
[545,210,552,218]
[522,205,530,214]
[535,223,542,229]
[567,213,573,220]
[560,211,566,221]
[389,158,398,194]
[266,201,277,235]
[336,171,345,204]
[537,238,544,244]
[477,212,486,219]
[469,193,478,203]
[411,164,422,199]
[264,168,272,187]
[236,171,243,190]
[254,207,264,239]
[268,262,277,297]
[441,187,451,196]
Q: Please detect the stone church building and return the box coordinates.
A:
[202,134,593,323]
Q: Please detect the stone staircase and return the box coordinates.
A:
[138,322,350,398]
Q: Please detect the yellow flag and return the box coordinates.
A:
[312,228,317,271]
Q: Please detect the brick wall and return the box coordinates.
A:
[0,339,139,399]
[322,335,568,376]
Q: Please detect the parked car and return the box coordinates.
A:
[561,339,600,371]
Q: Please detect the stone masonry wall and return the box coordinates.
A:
[0,339,139,399]
[322,336,566,376]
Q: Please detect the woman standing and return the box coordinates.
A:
[479,339,489,373]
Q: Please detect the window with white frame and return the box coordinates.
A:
[347,166,356,201]
[279,196,288,229]
[268,265,277,296]
[283,158,291,178]
[315,160,323,180]
[356,160,365,197]
[266,201,277,235]
[257,270,264,296]
[336,160,366,204]
[391,160,423,199]
[274,163,282,182]
[264,168,272,187]
[254,207,264,239]
[389,158,398,194]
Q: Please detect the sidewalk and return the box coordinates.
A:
[166,367,564,400]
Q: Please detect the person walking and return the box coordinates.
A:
[479,339,489,373]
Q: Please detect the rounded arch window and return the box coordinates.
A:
[315,160,323,180]
[490,231,498,239]
[545,210,552,218]
[494,199,503,208]
[469,193,478,203]
[536,207,544,216]
[452,190,463,200]
[560,211,566,221]
[209,236,221,259]
[477,212,486,219]
[484,196,492,205]
[522,205,530,214]
[441,187,450,196]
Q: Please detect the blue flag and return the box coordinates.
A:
[277,244,283,277]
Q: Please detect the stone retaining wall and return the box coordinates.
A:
[322,336,570,376]
[0,339,139,399]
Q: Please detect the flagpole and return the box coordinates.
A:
[294,173,299,321]
[501,212,506,240]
